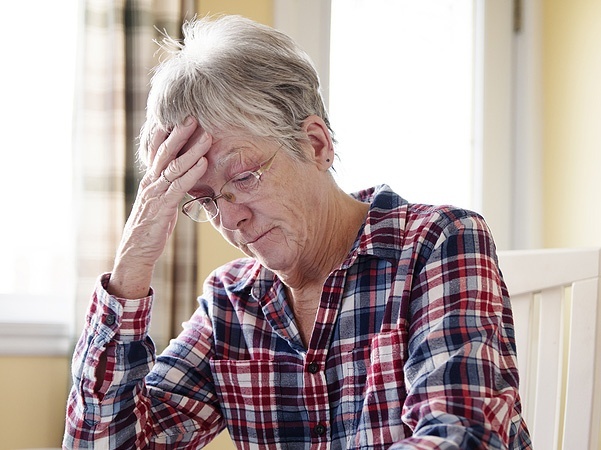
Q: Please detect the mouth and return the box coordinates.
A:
[241,228,273,246]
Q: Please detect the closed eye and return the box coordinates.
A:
[230,171,259,191]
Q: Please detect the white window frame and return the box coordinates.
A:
[510,0,543,250]
[472,0,514,249]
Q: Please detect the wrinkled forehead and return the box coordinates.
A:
[187,136,269,196]
[211,130,284,160]
[208,135,261,169]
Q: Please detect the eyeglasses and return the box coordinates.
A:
[182,148,280,222]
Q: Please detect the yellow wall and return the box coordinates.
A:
[0,356,70,450]
[543,0,601,247]
[196,0,273,23]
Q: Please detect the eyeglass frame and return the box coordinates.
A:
[181,147,280,222]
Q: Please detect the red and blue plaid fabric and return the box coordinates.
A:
[64,185,532,449]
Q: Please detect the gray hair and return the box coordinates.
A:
[138,15,333,166]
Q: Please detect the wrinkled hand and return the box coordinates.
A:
[108,117,212,299]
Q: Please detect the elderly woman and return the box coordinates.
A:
[64,15,532,449]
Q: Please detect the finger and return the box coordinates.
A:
[151,117,200,177]
[146,124,170,167]
[144,143,210,204]
[162,156,209,202]
[176,124,206,158]
[162,130,212,183]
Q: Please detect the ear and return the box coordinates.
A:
[301,115,334,171]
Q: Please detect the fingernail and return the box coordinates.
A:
[183,116,194,126]
[199,131,210,142]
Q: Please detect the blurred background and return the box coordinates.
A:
[0,0,599,448]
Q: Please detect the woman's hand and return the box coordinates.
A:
[107,117,212,299]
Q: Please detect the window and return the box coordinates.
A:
[329,0,475,208]
[0,2,78,354]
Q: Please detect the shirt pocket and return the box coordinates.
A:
[210,359,282,449]
[352,326,412,448]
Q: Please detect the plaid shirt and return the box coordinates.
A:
[64,185,532,449]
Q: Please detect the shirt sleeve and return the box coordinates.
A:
[395,211,531,449]
[63,273,224,449]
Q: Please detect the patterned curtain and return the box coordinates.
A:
[73,0,197,350]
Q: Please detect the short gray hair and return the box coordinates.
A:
[138,15,333,166]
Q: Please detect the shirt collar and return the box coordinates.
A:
[346,184,407,264]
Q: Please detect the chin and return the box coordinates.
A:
[239,229,300,272]
[250,250,295,273]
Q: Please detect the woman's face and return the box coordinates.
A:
[188,133,329,275]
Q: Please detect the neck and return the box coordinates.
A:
[279,187,369,295]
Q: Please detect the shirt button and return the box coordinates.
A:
[307,362,319,374]
[313,423,326,437]
[105,314,116,326]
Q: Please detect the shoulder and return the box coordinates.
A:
[402,203,497,267]
[357,185,489,242]
[406,203,489,239]
[356,185,495,262]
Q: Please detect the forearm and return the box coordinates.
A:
[104,118,210,302]
[399,341,517,449]
[396,212,527,449]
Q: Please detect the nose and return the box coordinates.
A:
[216,200,251,231]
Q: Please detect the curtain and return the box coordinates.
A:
[73,0,197,350]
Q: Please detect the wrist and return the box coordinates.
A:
[107,261,154,299]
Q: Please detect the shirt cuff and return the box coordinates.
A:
[93,273,154,342]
